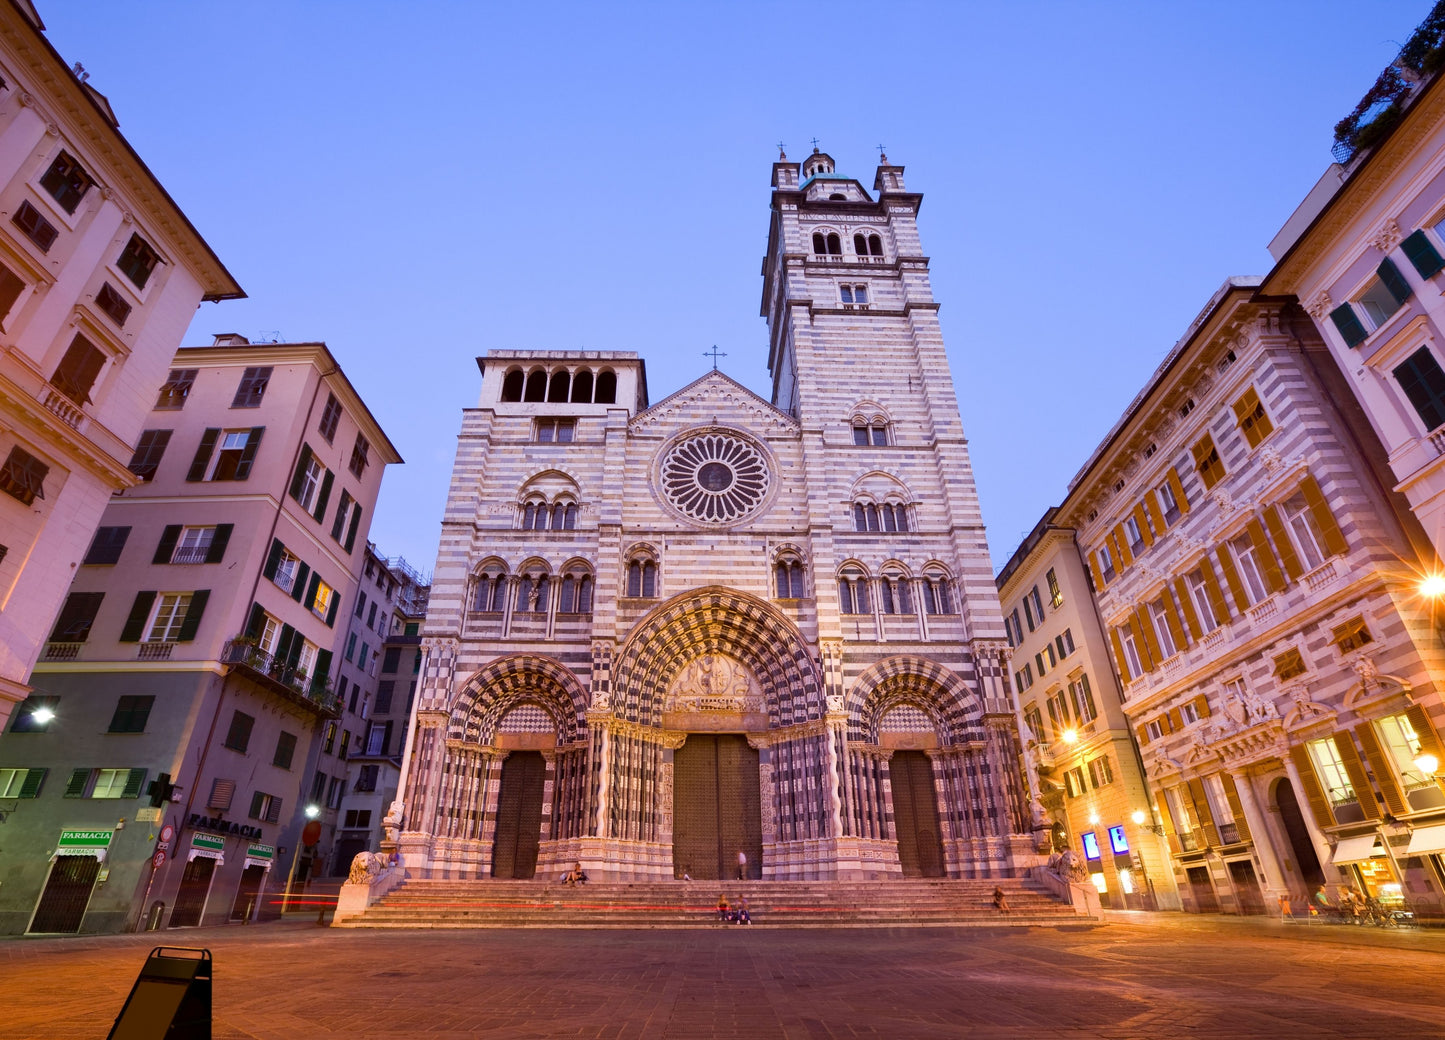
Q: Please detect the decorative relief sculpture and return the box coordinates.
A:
[1306,290,1334,320]
[668,654,762,713]
[1369,218,1403,253]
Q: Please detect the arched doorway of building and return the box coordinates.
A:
[1275,777,1325,889]
[672,734,762,880]
[492,751,546,879]
[890,750,945,877]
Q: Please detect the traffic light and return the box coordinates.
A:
[147,772,176,808]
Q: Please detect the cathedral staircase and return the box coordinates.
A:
[334,877,1095,929]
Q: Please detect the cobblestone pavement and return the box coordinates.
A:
[3,912,1443,1039]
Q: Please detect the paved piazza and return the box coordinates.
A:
[4,914,1443,1038]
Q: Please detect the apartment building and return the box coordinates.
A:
[1055,278,1445,916]
[998,514,1178,909]
[0,0,241,728]
[0,337,399,933]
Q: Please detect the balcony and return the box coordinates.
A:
[170,545,211,564]
[39,387,84,430]
[43,642,82,661]
[1304,558,1341,593]
[1247,597,1279,625]
[137,642,174,661]
[221,638,341,718]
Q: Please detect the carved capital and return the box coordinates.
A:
[1305,290,1334,320]
[1369,218,1403,254]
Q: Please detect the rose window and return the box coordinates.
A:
[659,433,770,524]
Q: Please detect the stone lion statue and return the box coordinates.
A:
[347,850,387,885]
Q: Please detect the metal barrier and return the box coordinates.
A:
[107,946,210,1039]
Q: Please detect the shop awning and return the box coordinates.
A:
[1406,824,1445,856]
[53,846,107,860]
[1331,834,1383,864]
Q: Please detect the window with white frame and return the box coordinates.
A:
[1145,718,1165,741]
[1157,479,1181,524]
[146,593,192,642]
[171,526,216,564]
[1280,491,1326,572]
[1087,755,1114,789]
[837,567,870,614]
[1307,738,1356,807]
[272,548,301,594]
[1098,544,1116,583]
[1180,701,1200,725]
[1187,569,1219,631]
[1120,626,1144,679]
[204,428,263,481]
[296,639,319,681]
[1150,600,1178,659]
[534,418,575,443]
[1164,786,1198,848]
[839,283,869,307]
[1069,674,1097,723]
[91,768,132,799]
[310,579,335,621]
[1124,516,1144,552]
[295,454,325,510]
[1375,714,1435,791]
[1230,534,1269,605]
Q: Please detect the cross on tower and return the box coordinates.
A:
[777,140,787,160]
[877,143,889,162]
[704,345,728,371]
[810,137,820,152]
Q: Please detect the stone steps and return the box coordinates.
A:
[339,878,1091,929]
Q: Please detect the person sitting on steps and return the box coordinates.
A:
[717,894,731,922]
[992,886,1011,914]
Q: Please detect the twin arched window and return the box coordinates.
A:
[812,232,842,256]
[853,420,888,446]
[837,565,954,616]
[838,566,871,615]
[879,570,913,615]
[516,571,550,613]
[521,498,577,531]
[473,565,508,612]
[473,562,595,614]
[922,571,954,614]
[626,558,657,598]
[853,233,884,257]
[501,366,617,404]
[558,568,594,613]
[775,557,805,598]
[853,501,909,532]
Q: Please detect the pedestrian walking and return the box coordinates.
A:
[736,849,748,880]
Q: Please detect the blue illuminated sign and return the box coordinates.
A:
[1082,831,1101,860]
[1109,825,1129,855]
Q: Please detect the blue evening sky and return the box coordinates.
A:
[35,1,1430,576]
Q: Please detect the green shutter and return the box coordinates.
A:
[304,572,321,611]
[206,524,233,564]
[17,767,46,798]
[121,768,147,799]
[63,767,90,798]
[1394,347,1445,431]
[288,445,313,502]
[330,493,349,539]
[1377,256,1413,307]
[152,525,181,564]
[313,470,333,522]
[325,591,340,627]
[291,562,310,602]
[177,589,209,641]
[345,505,362,552]
[275,624,296,664]
[118,591,156,642]
[1329,304,1368,348]
[314,649,333,688]
[263,537,284,580]
[186,428,220,481]
[245,601,267,639]
[1402,229,1445,278]
[235,427,264,479]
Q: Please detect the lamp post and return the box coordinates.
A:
[281,804,319,914]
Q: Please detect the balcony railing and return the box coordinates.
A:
[137,642,174,660]
[1248,597,1279,625]
[170,545,211,564]
[39,387,84,429]
[221,638,341,716]
[1304,559,1341,593]
[43,642,82,661]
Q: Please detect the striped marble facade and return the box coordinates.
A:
[393,151,1034,881]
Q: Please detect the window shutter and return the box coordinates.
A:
[177,589,209,641]
[285,628,304,669]
[1300,474,1348,556]
[245,601,266,639]
[1199,557,1230,627]
[1111,524,1133,567]
[63,767,90,798]
[1288,745,1335,829]
[1220,774,1251,842]
[235,427,264,479]
[1132,608,1161,669]
[314,649,333,686]
[291,562,310,602]
[344,505,362,552]
[1132,502,1155,547]
[1192,694,1212,719]
[1333,734,1380,820]
[1402,228,1445,278]
[48,591,103,642]
[1214,545,1251,613]
[186,428,220,481]
[1187,778,1220,847]
[275,624,296,664]
[1174,576,1202,640]
[313,470,333,522]
[1354,722,1408,817]
[263,538,285,580]
[1246,518,1285,593]
[121,768,147,799]
[1328,303,1368,348]
[325,592,340,627]
[119,590,157,642]
[1087,551,1105,590]
[1404,704,1445,798]
[1167,467,1190,514]
[304,571,321,611]
[209,778,235,811]
[1109,627,1131,681]
[206,524,233,564]
[330,493,349,539]
[266,796,283,824]
[1156,795,1182,856]
[1143,489,1166,534]
[1264,506,1303,580]
[1135,724,1150,746]
[153,525,181,564]
[18,767,47,798]
[1377,256,1413,307]
[289,445,313,501]
[1162,595,1186,650]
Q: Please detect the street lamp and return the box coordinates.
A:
[1415,751,1439,777]
[1061,728,1079,745]
[1420,574,1445,599]
[281,804,320,914]
[30,706,55,725]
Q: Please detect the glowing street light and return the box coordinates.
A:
[1420,574,1445,599]
[1131,809,1147,826]
[30,707,55,725]
[1061,728,1079,745]
[1087,811,1101,826]
[1415,752,1440,777]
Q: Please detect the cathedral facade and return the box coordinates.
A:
[393,150,1033,881]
